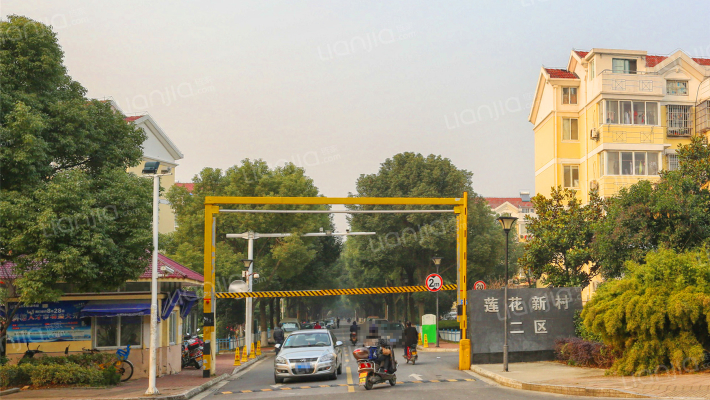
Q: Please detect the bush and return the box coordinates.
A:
[437,320,460,330]
[0,355,119,388]
[555,337,616,369]
[574,310,602,342]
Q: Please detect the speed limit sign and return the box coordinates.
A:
[473,280,486,290]
[425,273,443,292]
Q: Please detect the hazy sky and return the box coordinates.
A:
[4,0,710,202]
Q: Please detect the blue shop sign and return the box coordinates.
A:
[7,301,92,343]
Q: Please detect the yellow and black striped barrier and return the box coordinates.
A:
[215,284,457,298]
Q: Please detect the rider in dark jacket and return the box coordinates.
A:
[403,321,418,357]
[375,338,395,373]
[273,323,285,353]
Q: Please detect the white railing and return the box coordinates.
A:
[438,329,461,342]
[597,70,664,96]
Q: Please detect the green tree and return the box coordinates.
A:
[582,248,710,375]
[343,153,506,323]
[593,137,710,278]
[0,16,152,337]
[519,187,604,288]
[164,160,342,334]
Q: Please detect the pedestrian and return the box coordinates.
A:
[273,323,284,353]
[336,317,340,329]
[314,321,322,329]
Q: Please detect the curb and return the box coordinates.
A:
[0,389,20,397]
[469,365,651,398]
[417,346,458,353]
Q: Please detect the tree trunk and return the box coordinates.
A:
[275,298,282,325]
[417,301,425,325]
[269,298,275,329]
[259,299,267,331]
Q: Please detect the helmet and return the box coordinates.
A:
[378,338,388,347]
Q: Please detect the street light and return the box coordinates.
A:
[497,215,517,373]
[141,161,172,395]
[431,256,443,348]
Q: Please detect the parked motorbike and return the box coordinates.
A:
[19,344,43,364]
[404,344,418,365]
[353,344,397,390]
[182,329,204,369]
[350,331,357,345]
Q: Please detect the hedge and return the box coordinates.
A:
[437,320,460,330]
[0,353,121,388]
[554,337,617,368]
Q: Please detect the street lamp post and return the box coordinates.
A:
[497,215,517,373]
[431,257,443,348]
[141,161,171,395]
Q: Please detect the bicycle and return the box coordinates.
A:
[83,346,134,382]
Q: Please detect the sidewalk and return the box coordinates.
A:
[418,341,459,352]
[470,361,710,399]
[5,353,269,400]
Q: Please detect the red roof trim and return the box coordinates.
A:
[124,115,144,122]
[692,57,710,66]
[140,254,204,283]
[175,182,194,193]
[575,50,589,59]
[485,197,533,209]
[545,68,579,79]
[645,55,668,67]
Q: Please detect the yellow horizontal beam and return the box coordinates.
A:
[215,284,457,298]
[204,196,465,206]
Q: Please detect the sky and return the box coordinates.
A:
[4,0,710,206]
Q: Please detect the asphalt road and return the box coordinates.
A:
[194,327,626,400]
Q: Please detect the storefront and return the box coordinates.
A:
[3,254,202,379]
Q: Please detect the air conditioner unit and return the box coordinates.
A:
[590,128,599,140]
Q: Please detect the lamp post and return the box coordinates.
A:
[241,257,254,353]
[497,215,517,373]
[431,256,443,348]
[141,161,171,395]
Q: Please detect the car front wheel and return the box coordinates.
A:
[274,375,284,384]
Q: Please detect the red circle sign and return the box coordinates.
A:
[473,280,486,290]
[425,273,443,292]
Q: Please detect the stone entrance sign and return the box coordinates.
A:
[467,287,582,364]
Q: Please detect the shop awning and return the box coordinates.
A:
[161,290,198,320]
[80,302,151,318]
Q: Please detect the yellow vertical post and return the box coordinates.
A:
[203,204,218,377]
[457,192,470,370]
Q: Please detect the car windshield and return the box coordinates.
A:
[283,332,332,348]
[282,323,299,332]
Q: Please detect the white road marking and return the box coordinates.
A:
[409,373,423,381]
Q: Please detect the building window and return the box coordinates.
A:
[562,118,579,140]
[666,80,688,96]
[588,60,595,81]
[518,222,528,239]
[169,311,178,345]
[666,105,692,136]
[94,316,142,349]
[603,151,659,176]
[562,87,577,105]
[612,58,637,74]
[563,165,579,188]
[604,100,658,125]
[667,154,679,171]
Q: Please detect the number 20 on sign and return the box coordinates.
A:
[425,273,443,292]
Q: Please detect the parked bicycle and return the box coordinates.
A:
[82,346,134,382]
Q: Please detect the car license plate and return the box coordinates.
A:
[359,372,367,385]
[296,363,309,373]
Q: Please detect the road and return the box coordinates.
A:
[195,327,622,400]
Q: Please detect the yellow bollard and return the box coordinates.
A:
[240,346,248,363]
[417,332,422,346]
[256,341,262,356]
[233,345,241,366]
[423,334,429,348]
[248,343,256,359]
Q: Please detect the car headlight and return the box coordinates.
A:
[275,356,287,364]
[318,352,336,363]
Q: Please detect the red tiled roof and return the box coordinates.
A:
[140,254,204,283]
[692,57,710,66]
[124,115,144,122]
[175,182,194,193]
[545,68,578,79]
[485,197,533,210]
[575,50,589,59]
[645,55,668,67]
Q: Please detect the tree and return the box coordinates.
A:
[593,137,710,278]
[582,248,710,375]
[343,153,507,323]
[519,187,604,288]
[0,16,152,338]
[164,160,342,335]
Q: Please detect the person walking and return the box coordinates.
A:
[336,317,340,329]
[273,323,284,354]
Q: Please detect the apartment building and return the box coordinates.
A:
[485,191,536,241]
[529,48,710,202]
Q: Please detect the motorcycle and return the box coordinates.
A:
[182,329,204,369]
[353,345,397,390]
[350,331,357,345]
[19,344,43,364]
[404,344,418,365]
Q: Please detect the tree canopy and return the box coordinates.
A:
[0,16,152,335]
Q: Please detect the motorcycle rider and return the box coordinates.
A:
[403,321,418,358]
[375,338,394,374]
[273,323,285,353]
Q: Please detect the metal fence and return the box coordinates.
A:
[216,328,267,354]
[438,329,461,342]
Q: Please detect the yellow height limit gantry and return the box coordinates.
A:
[215,284,458,298]
[203,195,470,376]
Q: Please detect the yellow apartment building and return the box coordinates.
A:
[529,48,710,301]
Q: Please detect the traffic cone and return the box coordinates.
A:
[417,332,422,346]
[423,334,429,348]
[240,346,248,363]
[256,341,262,356]
[248,343,256,359]
[233,346,241,366]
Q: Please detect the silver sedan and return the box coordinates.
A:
[274,329,344,383]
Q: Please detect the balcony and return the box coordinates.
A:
[594,70,664,97]
[594,125,666,145]
[597,175,661,198]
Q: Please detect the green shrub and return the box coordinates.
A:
[574,309,602,342]
[437,320,460,330]
[0,356,119,388]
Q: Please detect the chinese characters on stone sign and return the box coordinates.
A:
[482,294,570,334]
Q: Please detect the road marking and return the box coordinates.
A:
[409,373,423,381]
[346,366,354,393]
[216,377,475,395]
